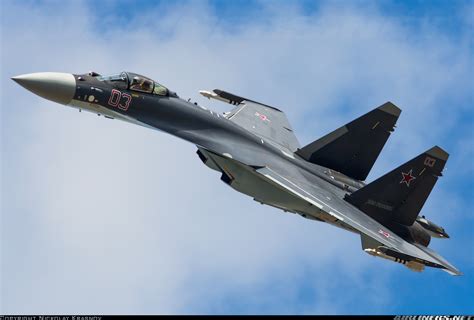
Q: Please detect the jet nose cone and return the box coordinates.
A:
[12,72,75,105]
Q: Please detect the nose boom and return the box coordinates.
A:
[12,72,75,105]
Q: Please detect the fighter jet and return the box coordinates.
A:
[12,71,460,275]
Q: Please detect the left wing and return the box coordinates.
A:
[200,89,300,152]
[254,166,461,275]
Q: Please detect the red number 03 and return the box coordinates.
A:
[108,89,132,111]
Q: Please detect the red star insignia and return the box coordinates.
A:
[400,169,416,187]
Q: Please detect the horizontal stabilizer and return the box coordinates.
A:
[296,102,401,181]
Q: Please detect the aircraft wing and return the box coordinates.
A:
[200,89,300,152]
[254,166,461,275]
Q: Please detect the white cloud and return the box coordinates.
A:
[1,0,472,314]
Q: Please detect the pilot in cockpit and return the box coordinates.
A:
[130,76,154,93]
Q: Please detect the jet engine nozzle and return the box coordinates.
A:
[12,72,75,105]
[416,216,450,239]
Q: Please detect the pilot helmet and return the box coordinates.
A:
[131,76,141,85]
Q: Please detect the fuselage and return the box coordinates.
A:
[12,71,439,243]
[11,71,460,275]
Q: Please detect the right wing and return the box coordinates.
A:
[254,166,461,275]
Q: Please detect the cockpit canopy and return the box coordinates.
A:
[97,72,169,96]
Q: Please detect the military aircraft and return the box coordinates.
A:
[12,71,460,275]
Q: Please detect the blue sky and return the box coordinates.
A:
[1,0,473,315]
